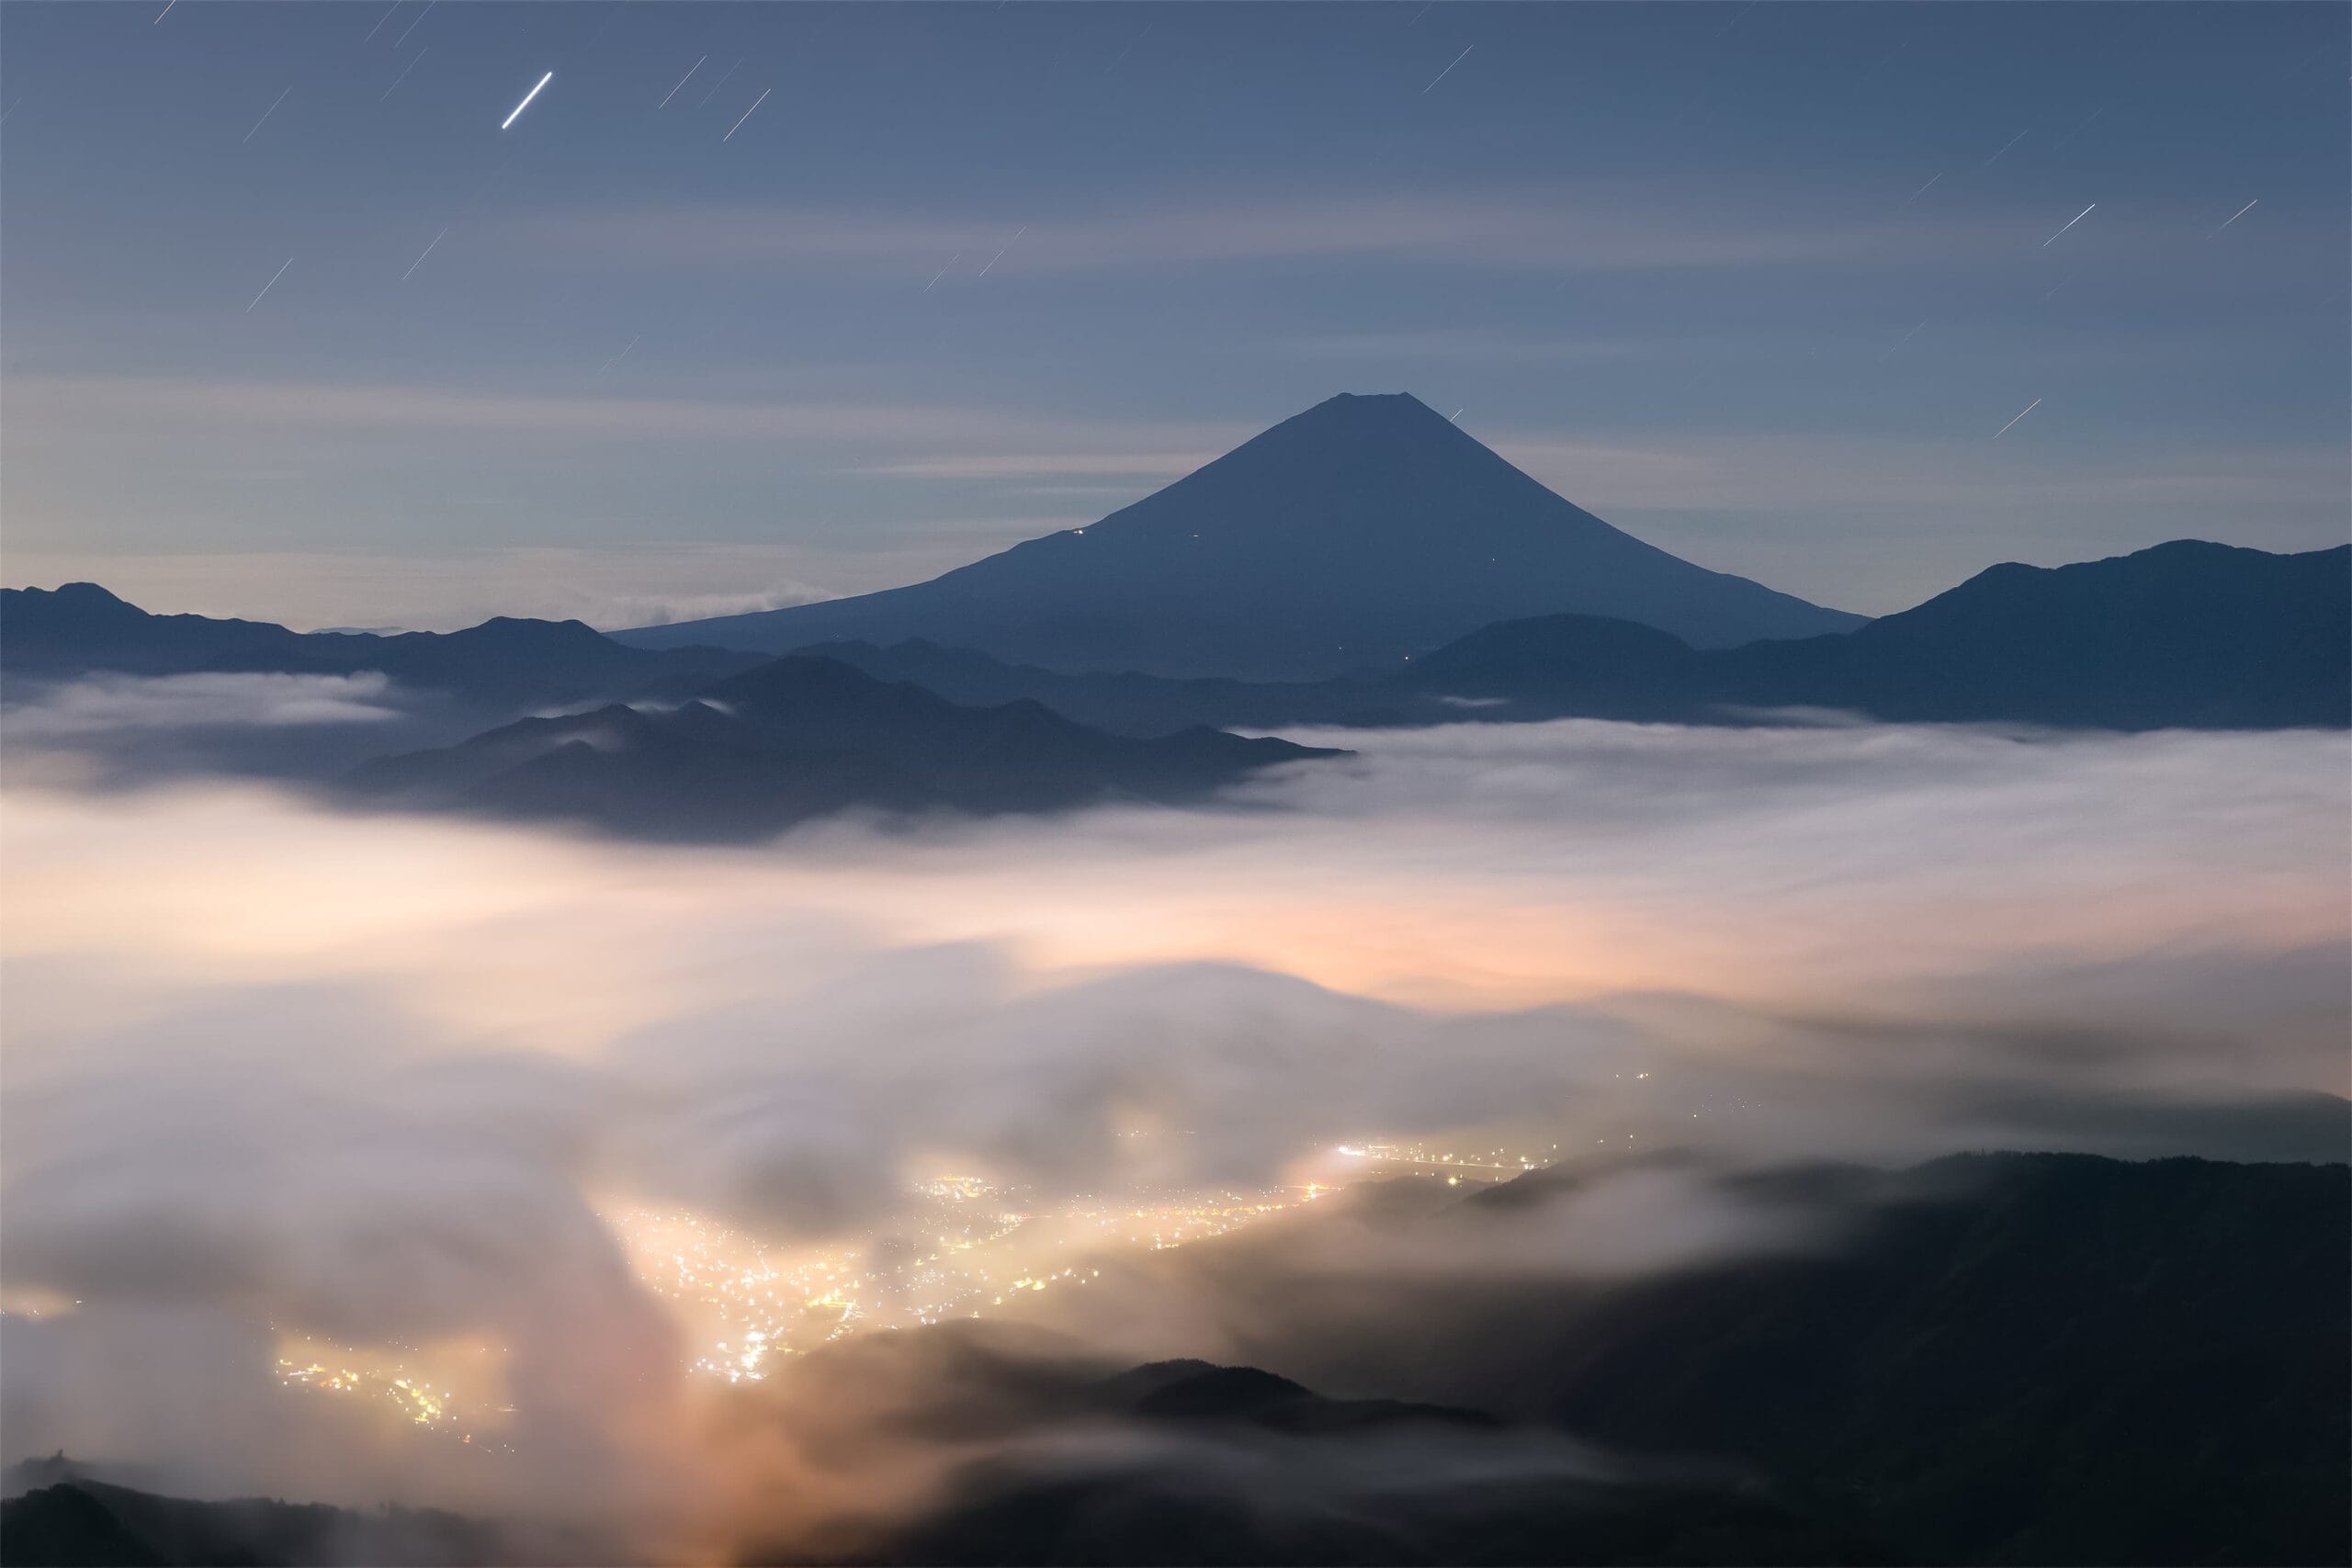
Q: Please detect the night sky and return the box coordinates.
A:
[4,1,2344,629]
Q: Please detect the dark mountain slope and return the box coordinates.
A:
[1249,1152,2350,1567]
[780,1347,1890,1567]
[0,1477,533,1567]
[1402,612,1708,719]
[794,637,1400,737]
[820,1154,2346,1566]
[345,655,1340,840]
[1710,538,2351,727]
[1438,538,2350,728]
[1538,1154,2348,1565]
[860,1455,1888,1567]
[0,582,762,708]
[617,393,1861,677]
[1,582,307,675]
[1097,1359,1500,1435]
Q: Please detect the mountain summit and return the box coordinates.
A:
[617,393,1863,679]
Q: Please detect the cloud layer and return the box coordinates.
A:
[1,714,2343,1547]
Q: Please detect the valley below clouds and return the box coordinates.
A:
[2,709,2343,1557]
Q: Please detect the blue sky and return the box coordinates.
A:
[4,1,2344,629]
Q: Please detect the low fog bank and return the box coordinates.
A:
[0,671,511,792]
[713,1318,1902,1566]
[0,715,2344,1554]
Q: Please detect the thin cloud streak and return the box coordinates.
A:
[6,375,1249,456]
[500,195,1990,277]
[36,376,2336,515]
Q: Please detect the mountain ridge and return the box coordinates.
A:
[802,538,2351,734]
[342,653,1343,840]
[0,581,767,712]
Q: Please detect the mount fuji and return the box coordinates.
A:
[616,393,1863,680]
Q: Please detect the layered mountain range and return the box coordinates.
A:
[5,393,2343,838]
[805,538,2352,735]
[343,656,1340,840]
[0,581,764,713]
[0,587,1341,834]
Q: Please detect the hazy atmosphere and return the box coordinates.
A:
[2,5,2345,1567]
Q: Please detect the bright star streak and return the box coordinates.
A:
[924,252,963,292]
[659,55,707,108]
[401,226,448,282]
[502,71,553,130]
[697,58,743,108]
[380,49,425,102]
[245,256,294,314]
[363,3,399,42]
[241,87,290,145]
[978,225,1027,276]
[2051,104,2104,151]
[1993,397,2042,439]
[723,87,770,141]
[153,0,175,22]
[1980,129,2028,170]
[1423,44,1473,93]
[2041,203,2095,246]
[1901,172,1940,207]
[1882,319,1928,357]
[2211,199,2257,236]
[1103,24,1150,74]
[598,334,641,375]
[391,0,435,50]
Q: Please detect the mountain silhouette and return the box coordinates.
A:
[615,393,1863,678]
[344,655,1341,840]
[1354,1153,2349,1568]
[0,582,763,710]
[1097,1359,1500,1435]
[1430,538,2351,728]
[1705,537,2351,727]
[0,1475,534,1568]
[806,540,2350,733]
[790,637,1409,736]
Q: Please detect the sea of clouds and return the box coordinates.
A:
[1,697,2344,1556]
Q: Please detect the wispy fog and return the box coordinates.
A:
[2,715,2344,1554]
[0,671,402,737]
